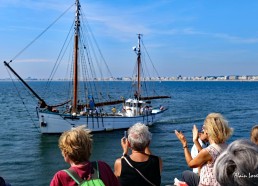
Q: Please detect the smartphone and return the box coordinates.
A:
[124,131,128,139]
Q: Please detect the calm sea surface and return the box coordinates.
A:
[0,81,258,186]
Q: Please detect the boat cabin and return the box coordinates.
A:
[123,98,152,117]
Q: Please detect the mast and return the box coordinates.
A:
[72,0,80,114]
[137,34,142,100]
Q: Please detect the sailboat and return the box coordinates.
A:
[4,0,170,134]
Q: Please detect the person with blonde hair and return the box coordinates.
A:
[175,113,233,186]
[114,123,162,186]
[214,139,258,186]
[250,125,258,145]
[50,126,119,186]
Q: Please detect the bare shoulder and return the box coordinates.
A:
[114,158,122,177]
[197,148,212,162]
[114,157,122,165]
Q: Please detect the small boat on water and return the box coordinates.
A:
[4,0,171,134]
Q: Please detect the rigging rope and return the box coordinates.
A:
[80,8,115,103]
[43,22,74,95]
[80,7,113,78]
[141,39,161,80]
[129,36,163,98]
[5,66,40,133]
[10,3,74,63]
[141,38,163,96]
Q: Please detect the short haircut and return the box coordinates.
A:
[250,125,258,145]
[128,123,152,151]
[214,139,258,186]
[204,113,233,144]
[59,125,92,164]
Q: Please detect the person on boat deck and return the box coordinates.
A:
[68,105,72,113]
[50,126,119,186]
[94,107,100,116]
[175,113,233,186]
[134,91,138,99]
[159,105,164,110]
[140,106,144,115]
[250,124,258,145]
[114,122,162,186]
[143,106,149,115]
[89,99,95,110]
[112,107,116,115]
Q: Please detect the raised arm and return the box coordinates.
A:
[192,125,203,152]
[175,129,212,168]
[175,130,192,164]
[121,137,129,156]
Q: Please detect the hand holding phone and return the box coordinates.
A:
[122,131,129,156]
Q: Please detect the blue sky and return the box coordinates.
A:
[1,0,258,79]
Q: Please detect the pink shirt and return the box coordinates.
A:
[50,161,119,186]
[199,143,227,186]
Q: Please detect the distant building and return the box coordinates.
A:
[228,75,238,80]
[238,75,248,80]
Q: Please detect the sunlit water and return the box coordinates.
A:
[0,81,258,186]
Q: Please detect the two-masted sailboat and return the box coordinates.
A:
[4,0,170,134]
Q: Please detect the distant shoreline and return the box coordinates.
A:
[1,75,258,82]
[1,79,258,82]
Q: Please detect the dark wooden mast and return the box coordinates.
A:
[137,34,142,100]
[72,0,80,114]
[134,34,171,101]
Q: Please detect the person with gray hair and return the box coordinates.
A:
[214,139,258,186]
[114,123,162,186]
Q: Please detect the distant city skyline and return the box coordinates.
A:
[1,74,258,82]
[1,0,258,79]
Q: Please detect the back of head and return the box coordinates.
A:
[214,139,258,186]
[59,125,92,164]
[0,177,6,186]
[128,123,152,151]
[251,125,258,145]
[204,113,233,144]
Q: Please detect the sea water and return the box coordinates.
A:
[0,81,258,186]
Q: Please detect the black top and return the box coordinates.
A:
[119,155,161,186]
